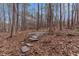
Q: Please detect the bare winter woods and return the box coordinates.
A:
[0,3,78,36]
[0,3,79,56]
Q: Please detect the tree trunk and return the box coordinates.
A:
[67,3,70,29]
[36,3,39,31]
[10,3,16,37]
[48,3,53,34]
[59,3,62,30]
[16,3,19,32]
[3,4,6,32]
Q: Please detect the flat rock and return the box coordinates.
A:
[28,32,47,36]
[21,46,30,53]
[25,43,33,47]
[29,37,38,41]
[27,32,47,41]
[32,35,38,39]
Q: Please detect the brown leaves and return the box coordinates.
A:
[25,33,79,56]
[0,30,79,56]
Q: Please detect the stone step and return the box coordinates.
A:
[25,43,33,47]
[20,46,30,53]
[29,37,38,41]
[31,35,38,39]
[28,32,48,41]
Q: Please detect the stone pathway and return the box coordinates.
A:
[20,32,47,55]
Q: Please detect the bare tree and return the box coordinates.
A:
[36,3,40,31]
[71,3,74,29]
[48,3,53,34]
[3,4,6,32]
[59,3,63,30]
[10,3,16,37]
[56,3,58,27]
[16,3,19,32]
[40,4,43,29]
[67,3,70,29]
[63,4,66,26]
[76,4,79,25]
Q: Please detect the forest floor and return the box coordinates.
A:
[0,29,79,56]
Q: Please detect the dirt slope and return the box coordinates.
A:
[0,30,79,56]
